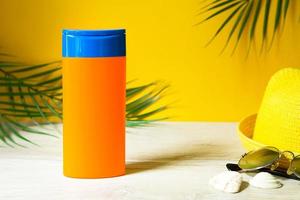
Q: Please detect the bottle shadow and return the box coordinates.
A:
[126,143,228,175]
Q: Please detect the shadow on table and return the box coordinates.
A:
[126,143,228,175]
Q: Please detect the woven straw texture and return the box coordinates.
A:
[238,114,264,150]
[237,114,300,155]
[252,68,300,153]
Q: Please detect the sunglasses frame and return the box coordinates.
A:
[238,146,300,178]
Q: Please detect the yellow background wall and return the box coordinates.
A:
[0,0,299,121]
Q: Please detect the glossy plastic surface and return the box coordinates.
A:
[62,29,126,57]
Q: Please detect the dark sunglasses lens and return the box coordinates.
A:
[238,147,279,170]
[291,156,300,177]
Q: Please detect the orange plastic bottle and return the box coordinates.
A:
[62,29,126,178]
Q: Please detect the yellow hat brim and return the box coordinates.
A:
[237,114,300,155]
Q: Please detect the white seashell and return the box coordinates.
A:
[209,171,242,193]
[250,172,282,189]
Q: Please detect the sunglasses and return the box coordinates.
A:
[226,146,300,180]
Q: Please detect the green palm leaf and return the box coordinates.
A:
[199,0,293,54]
[0,60,168,146]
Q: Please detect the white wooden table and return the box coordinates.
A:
[0,122,299,200]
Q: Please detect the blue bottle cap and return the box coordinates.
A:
[62,29,126,57]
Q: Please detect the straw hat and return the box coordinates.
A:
[238,68,300,155]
